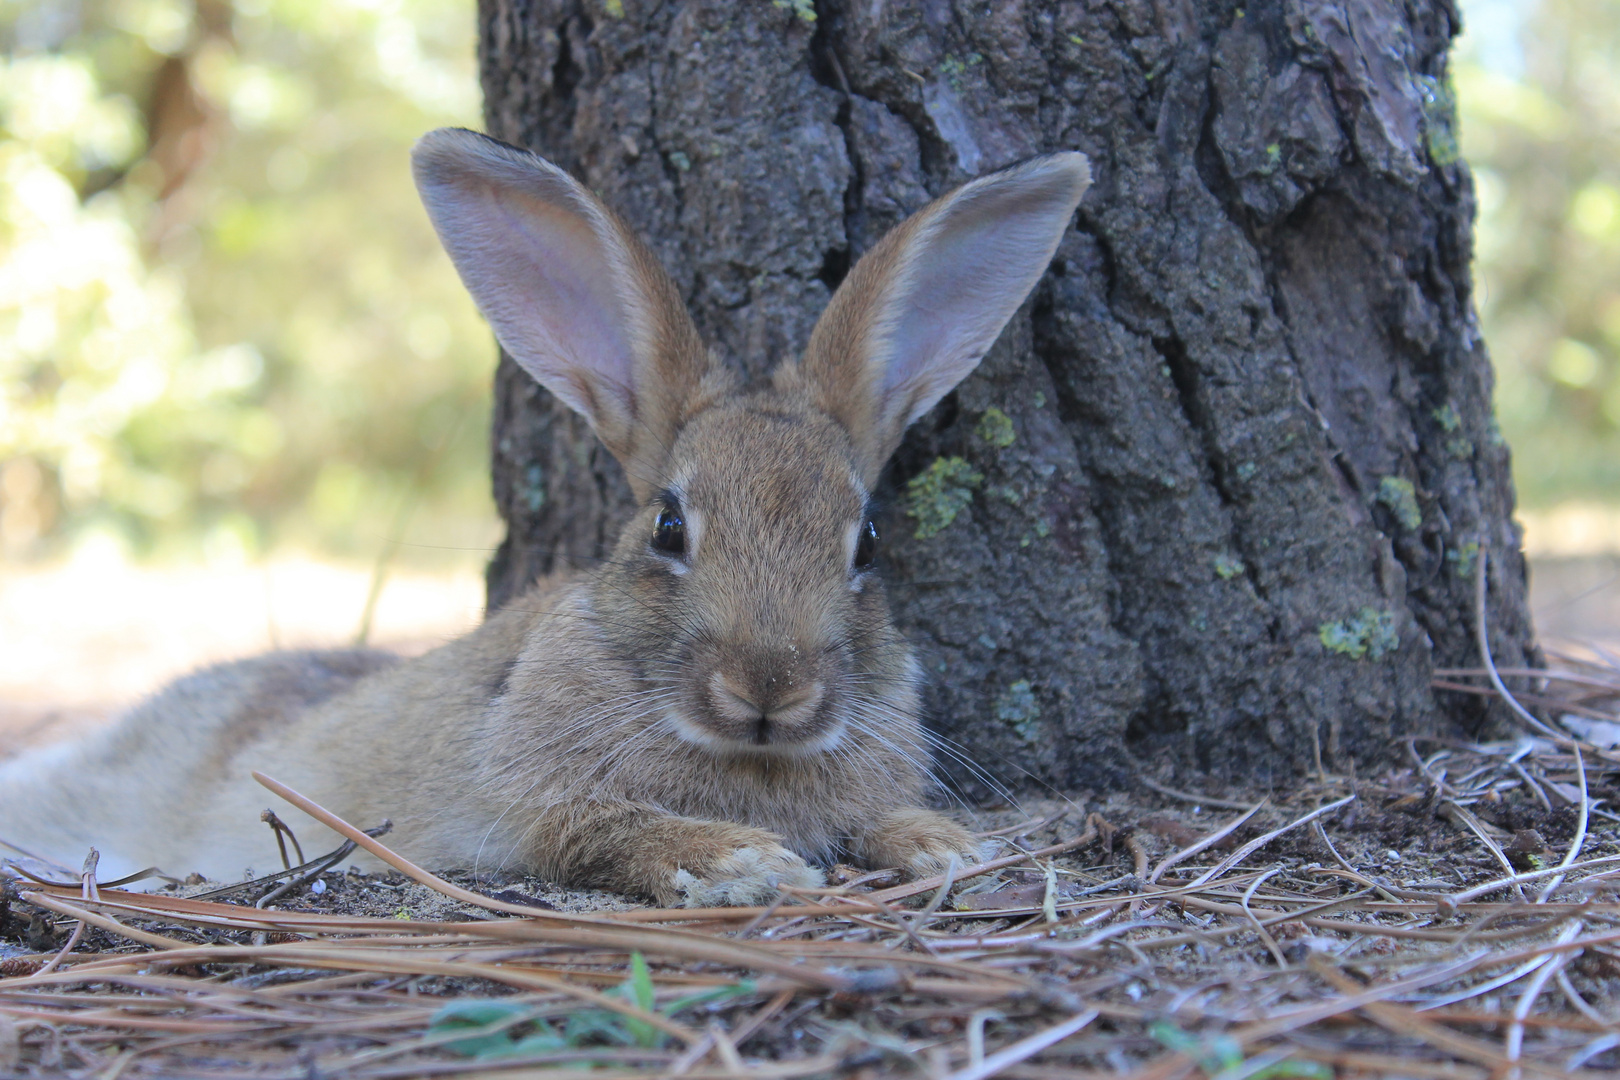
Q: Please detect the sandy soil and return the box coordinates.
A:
[0,553,486,757]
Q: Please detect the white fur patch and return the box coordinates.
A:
[673,845,824,907]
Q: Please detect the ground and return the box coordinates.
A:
[0,724,1615,1078]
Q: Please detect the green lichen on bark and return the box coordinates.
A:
[1214,554,1246,580]
[1431,403,1474,458]
[906,457,983,539]
[976,407,1016,448]
[1376,476,1422,530]
[522,464,546,513]
[1446,541,1479,579]
[1415,73,1460,166]
[1318,608,1400,661]
[771,0,816,23]
[996,679,1041,742]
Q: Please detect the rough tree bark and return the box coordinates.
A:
[476,0,1537,793]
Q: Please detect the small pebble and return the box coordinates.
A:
[310,878,327,894]
[1385,850,1402,862]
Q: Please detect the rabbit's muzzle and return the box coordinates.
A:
[677,641,845,753]
[707,670,826,740]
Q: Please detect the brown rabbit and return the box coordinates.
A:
[0,130,1090,906]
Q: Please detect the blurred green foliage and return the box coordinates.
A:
[0,0,1611,567]
[0,0,491,564]
[1460,0,1620,507]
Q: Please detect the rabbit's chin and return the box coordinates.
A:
[661,706,848,759]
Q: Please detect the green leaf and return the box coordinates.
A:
[614,953,664,1049]
[627,952,656,1012]
[661,979,756,1016]
[431,1000,530,1026]
[497,1032,571,1058]
[1248,1060,1333,1080]
[1147,1021,1199,1054]
[1149,1022,1244,1073]
[563,1009,635,1046]
[428,1000,549,1058]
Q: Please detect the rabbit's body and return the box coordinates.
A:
[0,130,1090,905]
[0,403,942,902]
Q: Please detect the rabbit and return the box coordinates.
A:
[0,129,1090,906]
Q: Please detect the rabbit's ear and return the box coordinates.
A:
[789,152,1090,484]
[412,128,719,492]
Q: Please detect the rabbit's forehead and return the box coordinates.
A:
[670,407,865,526]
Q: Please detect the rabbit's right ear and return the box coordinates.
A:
[786,153,1090,486]
[412,129,722,495]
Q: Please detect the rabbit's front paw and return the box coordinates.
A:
[859,807,990,879]
[671,843,824,907]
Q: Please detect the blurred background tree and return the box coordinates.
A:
[1460,0,1620,510]
[0,0,492,567]
[0,0,1615,569]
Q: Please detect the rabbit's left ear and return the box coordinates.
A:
[412,128,725,495]
[784,153,1090,484]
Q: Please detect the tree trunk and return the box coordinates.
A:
[476,0,1537,793]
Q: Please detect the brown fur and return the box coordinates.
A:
[0,130,1089,904]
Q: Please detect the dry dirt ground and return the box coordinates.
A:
[0,557,1616,1077]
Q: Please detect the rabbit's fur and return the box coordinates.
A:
[0,130,1090,906]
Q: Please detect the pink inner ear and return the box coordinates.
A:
[469,183,637,420]
[881,204,1070,425]
[413,129,644,434]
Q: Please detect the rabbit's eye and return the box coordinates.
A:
[854,519,878,570]
[653,506,686,556]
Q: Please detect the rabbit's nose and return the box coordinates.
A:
[709,672,825,730]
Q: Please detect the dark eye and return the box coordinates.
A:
[854,519,878,570]
[652,505,686,556]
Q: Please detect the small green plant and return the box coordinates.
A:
[428,952,755,1059]
[429,1000,568,1060]
[1149,1021,1330,1079]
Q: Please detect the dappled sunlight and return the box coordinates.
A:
[0,0,494,562]
[1459,0,1620,506]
